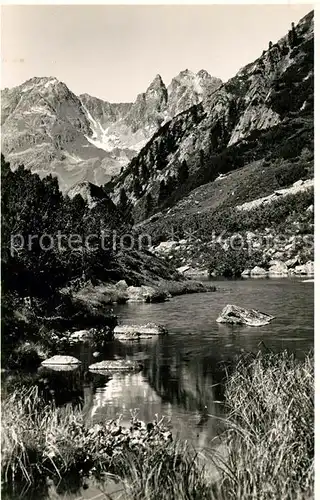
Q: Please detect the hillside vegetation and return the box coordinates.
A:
[106,11,313,232]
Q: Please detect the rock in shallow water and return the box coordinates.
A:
[114,323,168,339]
[216,304,274,327]
[89,359,141,372]
[41,355,81,366]
[292,261,314,276]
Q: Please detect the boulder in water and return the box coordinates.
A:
[89,359,141,372]
[41,355,81,366]
[216,304,274,327]
[114,323,168,340]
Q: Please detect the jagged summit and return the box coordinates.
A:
[144,74,167,102]
[17,76,64,92]
[197,69,212,78]
[167,69,222,115]
[148,74,165,87]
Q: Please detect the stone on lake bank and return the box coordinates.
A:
[291,261,314,276]
[158,279,216,296]
[241,269,251,277]
[217,304,274,327]
[69,329,94,342]
[73,281,170,307]
[268,260,288,277]
[250,266,268,277]
[126,285,169,303]
[89,359,141,372]
[184,267,210,277]
[42,355,81,366]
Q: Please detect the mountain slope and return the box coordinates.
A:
[107,11,313,224]
[1,71,221,192]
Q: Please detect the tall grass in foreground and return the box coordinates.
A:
[1,351,314,500]
[215,350,314,500]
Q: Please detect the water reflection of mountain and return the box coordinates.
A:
[144,340,226,411]
[90,372,164,423]
[86,338,229,448]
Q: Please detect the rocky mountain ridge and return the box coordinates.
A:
[1,70,221,192]
[107,11,313,223]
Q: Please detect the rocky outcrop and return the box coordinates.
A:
[237,179,314,211]
[184,267,210,277]
[167,69,222,116]
[89,359,141,373]
[241,269,251,277]
[217,304,274,327]
[42,355,81,366]
[2,71,220,192]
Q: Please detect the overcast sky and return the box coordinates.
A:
[1,4,312,102]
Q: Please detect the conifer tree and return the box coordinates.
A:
[133,177,141,198]
[145,192,154,217]
[178,160,189,184]
[158,179,167,206]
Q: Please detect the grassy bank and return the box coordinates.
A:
[217,350,314,500]
[1,351,314,499]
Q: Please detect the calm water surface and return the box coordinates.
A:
[42,278,313,444]
[5,278,314,499]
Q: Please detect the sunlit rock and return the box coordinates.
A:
[89,359,142,373]
[42,355,81,366]
[217,304,274,327]
[114,323,168,340]
[250,266,268,277]
[268,260,288,277]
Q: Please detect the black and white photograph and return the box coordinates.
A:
[0,3,315,500]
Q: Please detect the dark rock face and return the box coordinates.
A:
[109,11,313,222]
[1,71,221,192]
[216,304,275,326]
